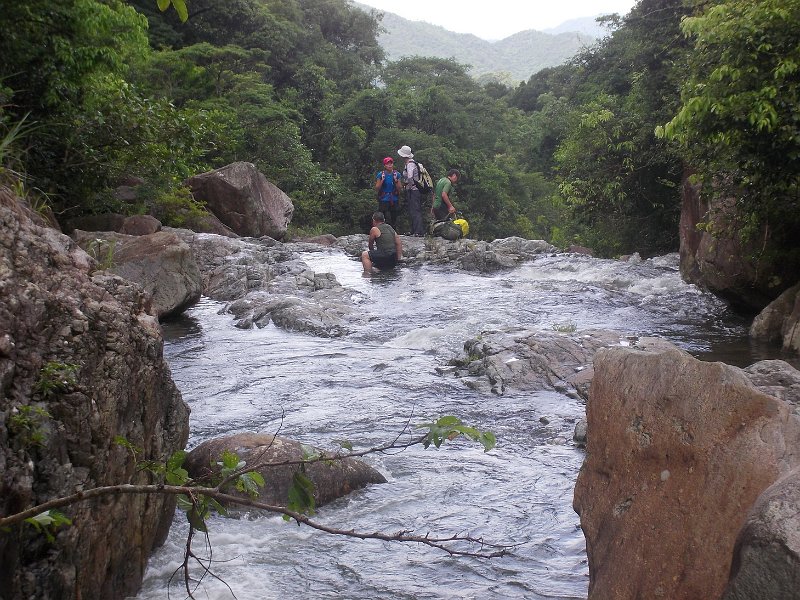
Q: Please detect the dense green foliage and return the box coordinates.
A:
[657,0,800,263]
[509,0,691,255]
[1,0,797,259]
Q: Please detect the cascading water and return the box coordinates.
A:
[134,250,787,600]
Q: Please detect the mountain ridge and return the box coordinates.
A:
[353,2,600,83]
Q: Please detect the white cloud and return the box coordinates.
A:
[355,0,638,40]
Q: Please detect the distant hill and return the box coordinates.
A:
[353,3,598,83]
[544,15,614,38]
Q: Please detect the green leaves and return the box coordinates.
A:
[418,416,497,453]
[166,451,189,486]
[7,405,52,448]
[218,450,245,476]
[237,471,265,498]
[177,494,225,533]
[285,472,316,521]
[157,0,188,22]
[24,510,72,542]
[660,0,800,193]
[654,0,800,283]
[33,361,79,399]
[215,450,264,497]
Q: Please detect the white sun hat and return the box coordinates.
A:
[397,145,414,158]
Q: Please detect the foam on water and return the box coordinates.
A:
[141,249,772,599]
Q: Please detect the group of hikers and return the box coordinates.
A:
[362,144,461,274]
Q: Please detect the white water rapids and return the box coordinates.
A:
[133,250,782,600]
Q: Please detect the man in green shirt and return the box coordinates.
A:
[432,169,460,221]
[361,211,403,273]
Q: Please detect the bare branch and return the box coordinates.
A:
[0,483,512,559]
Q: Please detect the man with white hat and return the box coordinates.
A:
[397,145,424,236]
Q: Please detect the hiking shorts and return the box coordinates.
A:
[368,250,397,270]
[432,204,450,221]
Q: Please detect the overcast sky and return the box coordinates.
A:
[355,0,639,40]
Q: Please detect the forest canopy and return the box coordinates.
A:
[1,0,798,258]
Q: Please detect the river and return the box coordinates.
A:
[134,250,790,600]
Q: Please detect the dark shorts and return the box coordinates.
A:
[368,250,397,270]
[432,204,449,221]
[378,201,399,225]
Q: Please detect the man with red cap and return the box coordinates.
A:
[374,156,402,228]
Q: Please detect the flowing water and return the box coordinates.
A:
[134,251,793,600]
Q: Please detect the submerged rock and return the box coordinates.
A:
[458,328,623,396]
[185,433,387,508]
[168,229,359,336]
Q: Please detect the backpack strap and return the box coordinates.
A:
[409,160,420,185]
[378,170,400,203]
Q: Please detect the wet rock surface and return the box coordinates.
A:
[455,328,624,396]
[0,189,189,599]
[169,230,558,337]
[185,433,387,508]
[169,229,360,336]
[574,339,800,600]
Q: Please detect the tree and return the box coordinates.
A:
[155,0,188,21]
[507,0,690,255]
[657,0,800,220]
[0,416,503,599]
[0,0,216,219]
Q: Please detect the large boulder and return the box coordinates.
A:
[750,282,800,354]
[679,169,793,313]
[574,339,800,600]
[0,188,190,599]
[120,214,161,236]
[185,433,387,508]
[73,230,202,319]
[457,328,623,397]
[722,466,800,600]
[186,162,294,239]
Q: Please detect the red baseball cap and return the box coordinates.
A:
[383,157,393,165]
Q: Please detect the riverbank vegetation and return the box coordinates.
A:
[1,0,798,257]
